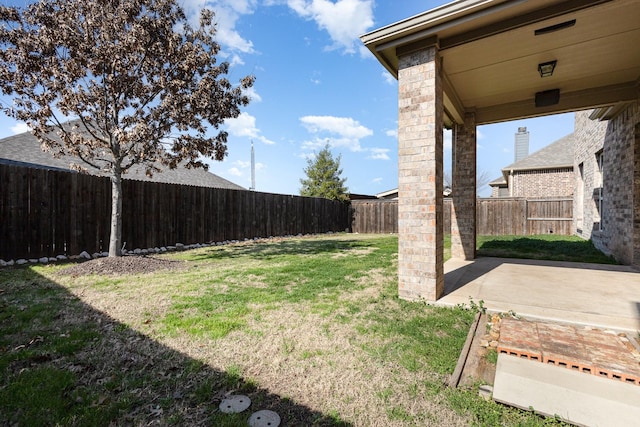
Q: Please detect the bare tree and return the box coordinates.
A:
[444,169,492,196]
[0,0,254,256]
[476,170,492,195]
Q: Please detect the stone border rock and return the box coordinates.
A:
[0,232,339,268]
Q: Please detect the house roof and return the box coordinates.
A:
[488,176,507,187]
[488,132,574,188]
[0,129,245,190]
[376,187,452,198]
[502,132,574,172]
[361,0,640,126]
[376,188,399,199]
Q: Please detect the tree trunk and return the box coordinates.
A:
[109,167,123,257]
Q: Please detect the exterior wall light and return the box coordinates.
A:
[538,60,557,77]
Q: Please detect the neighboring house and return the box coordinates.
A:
[376,188,399,200]
[489,134,574,198]
[348,193,378,200]
[488,176,508,197]
[376,187,452,200]
[0,129,245,190]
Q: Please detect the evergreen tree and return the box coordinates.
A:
[300,144,348,201]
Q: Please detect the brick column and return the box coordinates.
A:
[451,113,477,260]
[633,122,640,267]
[397,44,444,301]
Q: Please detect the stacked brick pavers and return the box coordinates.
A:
[496,318,640,386]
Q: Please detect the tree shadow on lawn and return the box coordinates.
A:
[186,237,380,262]
[0,266,352,426]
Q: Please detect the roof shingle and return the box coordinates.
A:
[0,129,245,190]
[502,133,574,172]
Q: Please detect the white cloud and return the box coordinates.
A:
[231,159,265,172]
[226,111,258,137]
[300,115,372,139]
[368,148,390,160]
[180,0,256,54]
[256,135,275,145]
[210,1,257,53]
[382,71,396,85]
[385,128,397,138]
[299,115,372,152]
[225,112,275,144]
[229,53,245,67]
[11,122,30,134]
[298,151,316,160]
[372,177,383,184]
[244,86,262,103]
[287,0,374,54]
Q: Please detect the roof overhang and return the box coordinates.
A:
[376,188,399,198]
[361,0,640,126]
[504,164,574,173]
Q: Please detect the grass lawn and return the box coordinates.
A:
[0,234,573,426]
[476,234,617,264]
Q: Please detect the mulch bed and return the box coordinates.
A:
[58,255,185,276]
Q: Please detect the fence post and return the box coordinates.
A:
[523,198,528,235]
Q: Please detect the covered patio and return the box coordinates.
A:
[361,0,640,302]
[441,256,640,332]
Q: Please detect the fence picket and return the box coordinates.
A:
[352,198,573,236]
[0,164,351,260]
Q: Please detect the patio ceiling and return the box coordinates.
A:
[361,0,640,126]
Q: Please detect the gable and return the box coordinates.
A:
[502,133,574,173]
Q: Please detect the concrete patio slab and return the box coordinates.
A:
[493,354,640,427]
[438,257,640,332]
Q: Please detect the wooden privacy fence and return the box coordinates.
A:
[352,197,573,236]
[350,200,398,233]
[0,164,351,260]
[477,197,573,235]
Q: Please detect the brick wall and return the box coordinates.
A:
[574,102,640,265]
[574,111,606,241]
[511,168,574,198]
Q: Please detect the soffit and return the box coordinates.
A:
[361,0,640,126]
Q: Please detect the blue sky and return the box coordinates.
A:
[0,0,575,197]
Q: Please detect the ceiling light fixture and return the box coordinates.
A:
[538,60,557,78]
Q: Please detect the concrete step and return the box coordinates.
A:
[493,354,640,427]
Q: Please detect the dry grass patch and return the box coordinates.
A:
[162,304,469,426]
[2,234,569,426]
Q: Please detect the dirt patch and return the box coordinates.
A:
[57,255,185,276]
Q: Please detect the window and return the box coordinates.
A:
[594,150,604,231]
[577,163,584,231]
